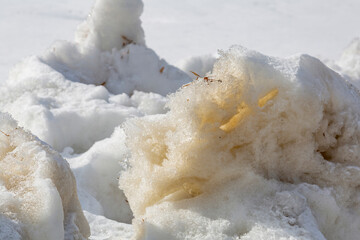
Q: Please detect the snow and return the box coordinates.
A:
[75,0,145,51]
[0,0,183,238]
[40,0,189,95]
[0,0,360,239]
[121,46,360,239]
[328,38,360,87]
[178,55,217,79]
[0,0,188,153]
[0,113,89,239]
[0,56,169,153]
[1,0,360,82]
[0,0,91,81]
[66,127,133,223]
[84,211,133,240]
[142,0,360,65]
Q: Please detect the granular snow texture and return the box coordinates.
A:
[121,46,360,240]
[0,113,90,240]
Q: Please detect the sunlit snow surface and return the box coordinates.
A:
[0,0,360,239]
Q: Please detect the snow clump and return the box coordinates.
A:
[121,46,360,240]
[0,113,90,240]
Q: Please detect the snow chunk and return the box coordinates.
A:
[0,113,89,239]
[121,46,360,239]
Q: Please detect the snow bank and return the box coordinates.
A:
[0,113,89,239]
[121,46,360,239]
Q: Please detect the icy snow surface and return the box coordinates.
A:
[1,0,360,239]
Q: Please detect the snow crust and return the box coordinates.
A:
[0,113,89,240]
[121,46,360,239]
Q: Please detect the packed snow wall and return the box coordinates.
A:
[121,46,360,239]
[0,113,90,240]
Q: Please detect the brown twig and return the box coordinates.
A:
[0,130,9,137]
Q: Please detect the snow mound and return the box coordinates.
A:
[121,46,360,239]
[39,0,190,96]
[0,0,189,153]
[0,113,89,239]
